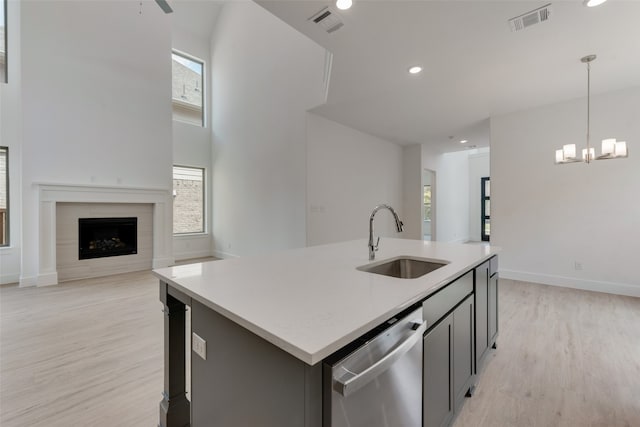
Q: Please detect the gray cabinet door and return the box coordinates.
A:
[453,295,474,413]
[475,261,489,372]
[423,314,454,427]
[488,273,498,346]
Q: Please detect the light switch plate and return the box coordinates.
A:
[192,332,207,360]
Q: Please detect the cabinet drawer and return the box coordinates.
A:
[423,270,473,327]
[490,256,498,276]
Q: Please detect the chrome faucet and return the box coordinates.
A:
[368,204,404,260]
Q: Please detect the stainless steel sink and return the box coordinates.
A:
[357,256,449,279]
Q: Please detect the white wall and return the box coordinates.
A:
[402,144,423,240]
[491,87,640,296]
[210,2,327,258]
[172,24,213,261]
[306,113,403,246]
[468,148,490,242]
[19,1,173,285]
[422,147,470,243]
[0,0,21,284]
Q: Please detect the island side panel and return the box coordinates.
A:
[190,299,322,427]
[159,281,191,427]
[489,256,499,348]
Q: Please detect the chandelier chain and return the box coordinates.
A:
[586,60,591,162]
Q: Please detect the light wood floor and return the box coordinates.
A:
[456,280,640,427]
[0,271,163,427]
[1,272,639,426]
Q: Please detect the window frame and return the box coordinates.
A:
[171,49,205,127]
[172,165,206,236]
[0,146,9,247]
[1,0,8,84]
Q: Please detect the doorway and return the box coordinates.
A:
[423,169,436,241]
[481,177,490,242]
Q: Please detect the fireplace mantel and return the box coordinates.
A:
[35,182,173,286]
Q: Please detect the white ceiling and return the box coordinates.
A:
[170,0,223,41]
[167,0,640,153]
[256,0,640,152]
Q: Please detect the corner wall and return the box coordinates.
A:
[491,87,640,296]
[210,2,327,257]
[306,113,403,246]
[422,148,470,243]
[0,0,21,284]
[402,144,423,240]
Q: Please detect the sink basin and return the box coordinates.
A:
[357,256,449,279]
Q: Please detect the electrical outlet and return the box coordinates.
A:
[192,332,207,360]
[574,261,583,271]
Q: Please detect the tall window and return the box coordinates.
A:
[481,177,490,242]
[173,166,204,234]
[1,0,7,83]
[172,51,203,126]
[423,185,432,221]
[0,147,8,246]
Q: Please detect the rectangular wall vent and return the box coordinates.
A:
[309,6,344,34]
[509,3,552,32]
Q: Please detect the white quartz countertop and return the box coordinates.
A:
[153,238,498,365]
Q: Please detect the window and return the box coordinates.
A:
[481,177,490,242]
[423,185,432,221]
[173,166,204,234]
[0,147,8,246]
[1,0,7,83]
[172,51,203,126]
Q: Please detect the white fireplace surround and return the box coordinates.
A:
[35,183,173,286]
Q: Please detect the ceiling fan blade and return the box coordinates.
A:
[155,0,173,14]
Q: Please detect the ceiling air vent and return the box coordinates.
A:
[509,3,552,32]
[309,6,344,34]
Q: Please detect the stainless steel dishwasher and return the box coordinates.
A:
[323,307,426,427]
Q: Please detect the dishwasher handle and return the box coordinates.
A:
[333,319,427,397]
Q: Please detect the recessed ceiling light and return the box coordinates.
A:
[460,140,468,144]
[336,0,352,10]
[408,66,422,75]
[583,0,607,7]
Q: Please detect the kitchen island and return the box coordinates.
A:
[153,238,499,427]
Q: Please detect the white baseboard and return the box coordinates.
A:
[174,250,213,262]
[212,249,239,259]
[19,273,58,287]
[19,276,38,287]
[37,272,59,287]
[500,269,640,298]
[153,257,175,269]
[1,272,20,286]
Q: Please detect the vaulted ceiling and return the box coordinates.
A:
[257,0,640,152]
[171,0,640,153]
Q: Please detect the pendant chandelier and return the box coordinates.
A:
[554,55,628,164]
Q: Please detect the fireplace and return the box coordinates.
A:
[78,217,138,260]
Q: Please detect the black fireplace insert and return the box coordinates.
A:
[78,217,138,260]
